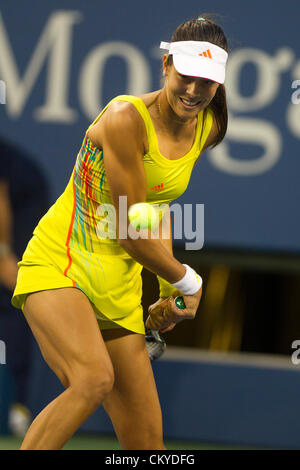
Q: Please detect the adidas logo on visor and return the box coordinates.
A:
[198,49,212,59]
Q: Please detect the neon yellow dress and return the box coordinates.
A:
[11,95,213,334]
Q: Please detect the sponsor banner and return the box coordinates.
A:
[0,1,299,252]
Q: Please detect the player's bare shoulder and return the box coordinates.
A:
[88,100,145,150]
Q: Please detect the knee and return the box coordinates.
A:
[123,425,164,450]
[71,367,114,409]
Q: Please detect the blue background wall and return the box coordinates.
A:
[0,0,300,253]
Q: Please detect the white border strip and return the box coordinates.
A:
[160,347,295,371]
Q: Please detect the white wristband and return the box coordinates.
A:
[171,264,202,295]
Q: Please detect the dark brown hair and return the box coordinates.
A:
[167,14,228,148]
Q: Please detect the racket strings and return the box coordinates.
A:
[145,329,166,360]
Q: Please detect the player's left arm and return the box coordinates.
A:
[147,205,201,333]
[155,205,179,299]
[145,205,180,330]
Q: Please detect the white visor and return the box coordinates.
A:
[160,40,228,84]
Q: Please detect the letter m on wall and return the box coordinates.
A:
[0,11,81,121]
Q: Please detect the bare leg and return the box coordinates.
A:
[102,328,165,450]
[20,288,114,450]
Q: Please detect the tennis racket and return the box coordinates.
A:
[145,329,166,361]
[145,296,186,360]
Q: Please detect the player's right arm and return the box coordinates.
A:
[89,101,186,284]
[89,102,202,329]
[156,205,178,297]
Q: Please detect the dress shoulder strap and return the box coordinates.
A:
[86,95,156,151]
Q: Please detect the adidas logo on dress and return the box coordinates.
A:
[151,183,164,191]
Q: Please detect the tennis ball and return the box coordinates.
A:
[128,203,159,230]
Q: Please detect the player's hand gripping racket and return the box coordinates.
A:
[145,296,186,360]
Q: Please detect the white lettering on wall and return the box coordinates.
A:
[0,11,299,178]
[209,48,293,175]
[287,62,300,136]
[226,47,294,111]
[209,112,282,175]
[78,41,151,120]
[0,11,81,122]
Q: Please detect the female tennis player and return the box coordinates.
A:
[12,15,228,450]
